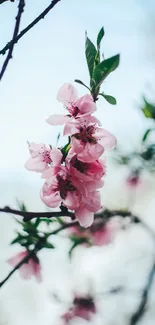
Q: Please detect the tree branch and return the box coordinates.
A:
[0,206,75,220]
[0,0,61,56]
[0,0,25,81]
[0,0,14,5]
[130,259,155,325]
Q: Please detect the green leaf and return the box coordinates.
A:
[141,144,155,160]
[141,97,155,120]
[74,79,90,90]
[69,238,88,258]
[97,27,104,49]
[93,54,120,87]
[99,93,117,105]
[85,33,97,78]
[35,217,40,228]
[142,128,155,143]
[16,199,27,212]
[11,235,23,245]
[44,241,55,249]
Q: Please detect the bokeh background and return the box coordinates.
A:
[0,0,155,324]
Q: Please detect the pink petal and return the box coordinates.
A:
[71,137,84,154]
[93,128,116,149]
[19,263,33,280]
[84,191,101,212]
[46,114,70,125]
[63,120,79,136]
[50,148,62,166]
[77,143,104,162]
[75,205,94,227]
[41,189,61,208]
[63,190,81,210]
[41,166,59,179]
[25,157,47,172]
[86,180,104,191]
[75,95,96,116]
[7,251,27,267]
[57,83,78,105]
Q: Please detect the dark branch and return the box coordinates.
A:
[0,0,14,5]
[0,0,25,81]
[130,260,155,325]
[0,0,61,56]
[1,205,155,240]
[0,206,75,221]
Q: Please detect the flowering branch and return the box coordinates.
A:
[130,259,155,325]
[0,220,78,289]
[1,205,155,240]
[0,0,25,81]
[0,0,61,56]
[0,248,39,288]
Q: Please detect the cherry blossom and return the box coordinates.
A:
[25,142,62,173]
[67,152,106,182]
[40,166,84,210]
[69,116,116,162]
[7,251,42,282]
[61,295,96,324]
[46,83,96,132]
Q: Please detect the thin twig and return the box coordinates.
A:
[130,259,155,325]
[0,0,25,81]
[0,249,38,288]
[0,220,78,289]
[0,0,61,56]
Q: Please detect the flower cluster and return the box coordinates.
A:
[25,83,116,227]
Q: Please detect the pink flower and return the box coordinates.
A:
[40,166,85,210]
[91,218,122,246]
[25,142,62,173]
[69,116,116,162]
[7,251,42,282]
[67,153,106,182]
[126,173,141,188]
[61,296,96,324]
[46,83,96,133]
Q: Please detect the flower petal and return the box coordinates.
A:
[93,128,116,149]
[46,114,70,125]
[50,148,62,166]
[75,205,94,227]
[77,143,104,162]
[57,83,78,105]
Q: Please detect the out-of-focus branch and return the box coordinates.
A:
[0,248,38,288]
[0,220,78,289]
[0,0,61,56]
[130,259,155,325]
[1,205,155,240]
[0,0,25,81]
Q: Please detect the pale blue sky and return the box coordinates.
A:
[0,0,155,173]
